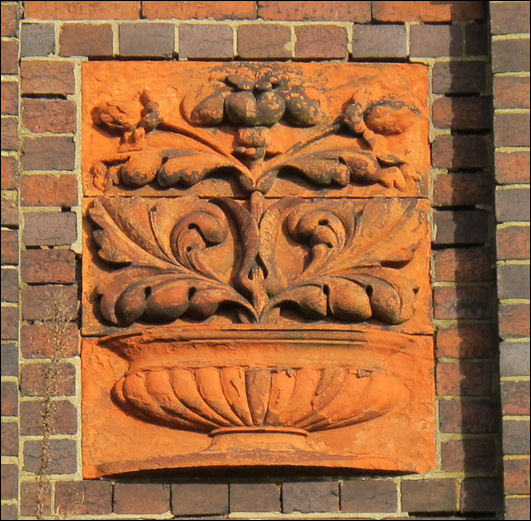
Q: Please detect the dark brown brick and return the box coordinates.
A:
[119,23,174,57]
[461,478,503,513]
[1,116,18,150]
[432,96,492,130]
[432,135,487,169]
[352,25,407,58]
[401,479,457,512]
[21,174,78,207]
[341,479,397,513]
[171,483,228,516]
[0,504,17,520]
[1,306,18,340]
[21,60,75,95]
[1,194,18,226]
[437,361,492,396]
[55,481,113,515]
[433,173,492,207]
[503,419,530,454]
[22,99,76,134]
[1,81,18,115]
[1,4,19,37]
[1,422,18,456]
[283,482,339,513]
[24,439,76,474]
[494,77,530,109]
[491,2,531,35]
[433,247,492,282]
[22,249,76,283]
[441,438,496,472]
[1,268,18,302]
[22,136,75,171]
[22,284,78,321]
[372,1,485,22]
[25,1,139,19]
[1,40,18,75]
[20,399,77,435]
[506,497,530,520]
[492,39,531,74]
[1,229,18,264]
[20,481,52,517]
[465,23,489,55]
[1,464,18,500]
[23,212,77,246]
[497,225,530,260]
[495,151,530,184]
[502,381,530,415]
[434,286,492,320]
[500,342,530,377]
[230,483,280,513]
[497,264,531,299]
[238,25,291,59]
[439,399,499,433]
[494,113,530,147]
[434,210,489,245]
[20,23,55,57]
[258,1,370,21]
[60,23,113,57]
[499,303,530,338]
[1,381,18,416]
[179,25,233,59]
[20,361,76,396]
[113,483,170,514]
[504,459,530,495]
[295,25,347,59]
[410,25,462,57]
[1,342,18,376]
[142,1,256,19]
[1,156,17,189]
[432,61,485,94]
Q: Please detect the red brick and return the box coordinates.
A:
[461,478,503,513]
[230,483,280,513]
[259,1,370,21]
[22,249,76,283]
[494,77,530,109]
[0,306,18,340]
[433,248,492,282]
[55,481,113,515]
[283,482,339,514]
[20,22,56,57]
[0,381,18,416]
[1,505,17,519]
[439,399,498,433]
[179,25,233,59]
[434,210,489,245]
[432,135,487,169]
[20,399,77,435]
[1,4,19,37]
[1,194,18,226]
[24,439,76,474]
[1,81,18,115]
[295,25,347,59]
[21,322,79,359]
[401,479,457,512]
[432,61,485,94]
[20,361,76,396]
[498,264,530,300]
[491,2,530,35]
[432,96,492,130]
[21,174,78,207]
[1,229,18,264]
[410,25,462,57]
[441,438,496,472]
[21,60,75,95]
[436,361,492,396]
[22,284,78,321]
[499,303,531,338]
[1,422,18,456]
[238,25,291,59]
[60,23,113,57]
[503,419,530,454]
[22,99,76,133]
[500,342,531,378]
[352,25,407,58]
[495,113,530,148]
[434,286,492,320]
[25,1,139,20]
[142,1,256,19]
[1,268,18,302]
[341,480,397,513]
[506,497,530,520]
[171,483,228,516]
[495,151,530,184]
[373,1,485,21]
[1,156,17,189]
[1,117,18,150]
[433,173,492,207]
[20,481,52,517]
[119,23,174,57]
[505,459,530,495]
[22,136,75,171]
[502,381,530,415]
[113,484,170,514]
[1,464,18,500]
[465,23,489,55]
[1,40,18,75]
[497,226,530,260]
[1,342,18,376]
[492,39,531,74]
[23,212,77,246]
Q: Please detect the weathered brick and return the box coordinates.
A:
[20,481,52,517]
[1,268,18,302]
[432,96,492,130]
[497,225,530,260]
[1,40,18,75]
[22,99,76,134]
[497,264,531,300]
[25,1,139,20]
[494,77,530,109]
[503,419,530,454]
[504,459,530,495]
[119,23,174,57]
[20,399,77,435]
[1,422,18,456]
[22,284,78,321]
[499,303,531,338]
[0,306,18,340]
[439,399,498,433]
[60,23,113,57]
[500,342,530,377]
[22,249,76,283]
[492,39,531,74]
[433,173,492,207]
[238,25,291,59]
[434,286,492,320]
[441,438,496,473]
[401,479,457,512]
[465,23,489,56]
[1,116,18,150]
[21,322,79,359]
[113,483,170,514]
[1,381,18,416]
[20,361,76,396]
[461,478,503,513]
[495,151,530,184]
[142,1,256,19]
[24,439,77,474]
[372,1,485,22]
[1,81,18,115]
[437,361,492,396]
[1,464,18,500]
[410,25,462,57]
[494,113,530,148]
[23,212,77,246]
[258,1,370,21]
[171,483,228,516]
[501,381,530,415]
[179,25,233,59]
[1,156,17,189]
[1,194,18,227]
[432,135,487,169]
[433,247,492,282]
[22,136,75,171]
[282,482,339,513]
[1,4,19,37]
[1,229,18,264]
[55,481,113,516]
[434,210,489,245]
[341,479,397,513]
[21,174,78,207]
[21,60,75,95]
[230,483,280,513]
[20,23,55,57]
[295,25,347,59]
[0,505,17,519]
[1,342,18,376]
[432,61,485,94]
[352,25,407,58]
[506,497,530,520]
[491,2,531,35]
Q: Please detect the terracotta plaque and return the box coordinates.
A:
[81,62,435,477]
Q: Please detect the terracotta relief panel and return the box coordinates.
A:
[81,62,435,477]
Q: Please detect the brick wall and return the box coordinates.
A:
[1,1,526,518]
